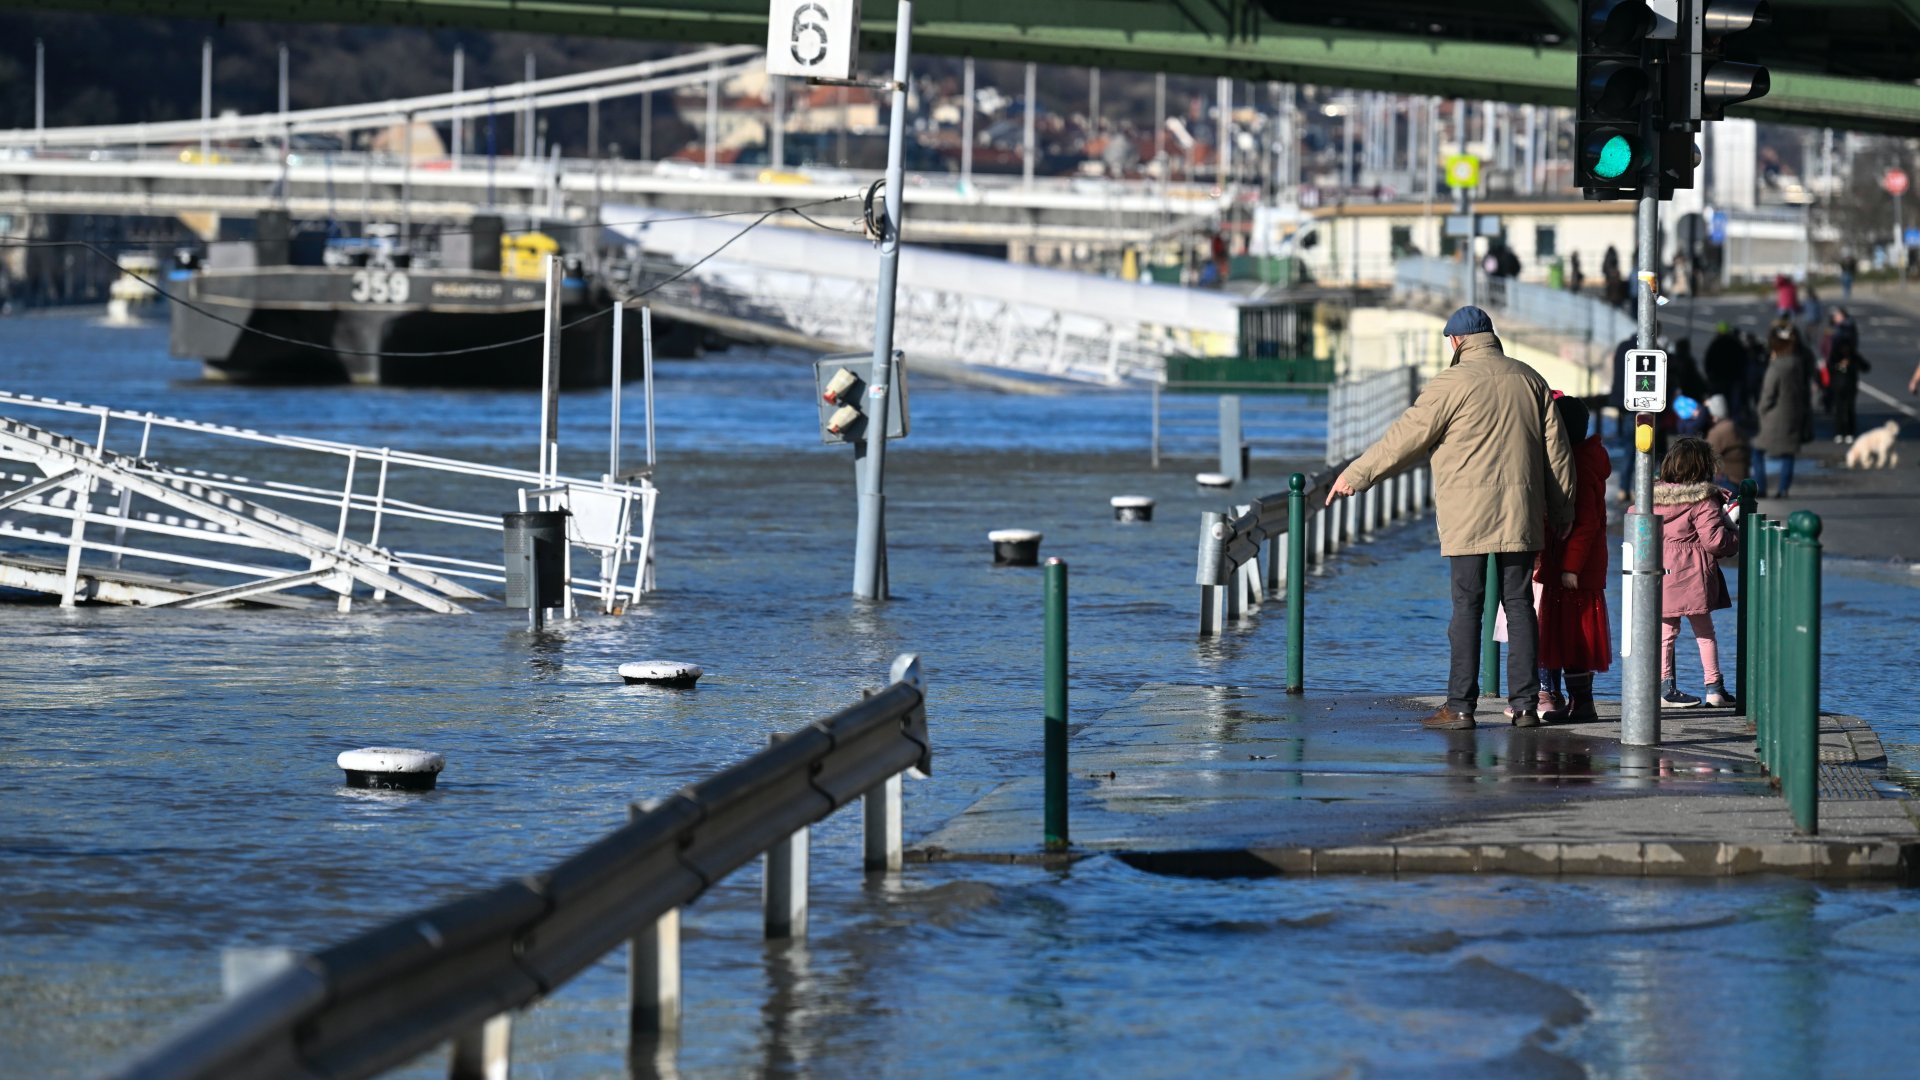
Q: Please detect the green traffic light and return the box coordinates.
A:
[1593,135,1634,179]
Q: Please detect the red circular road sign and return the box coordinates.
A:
[1885,169,1910,196]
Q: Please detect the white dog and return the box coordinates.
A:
[1845,420,1901,469]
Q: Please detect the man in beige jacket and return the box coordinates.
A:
[1328,306,1576,729]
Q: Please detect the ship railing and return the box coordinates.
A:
[0,390,656,613]
[102,653,930,1080]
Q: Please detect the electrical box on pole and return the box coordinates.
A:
[1657,129,1701,199]
[1576,0,1657,201]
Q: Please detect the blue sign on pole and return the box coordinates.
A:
[1904,227,1920,248]
[1709,210,1728,246]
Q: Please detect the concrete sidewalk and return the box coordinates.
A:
[910,684,1918,880]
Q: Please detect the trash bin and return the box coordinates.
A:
[502,510,568,611]
[1547,257,1565,290]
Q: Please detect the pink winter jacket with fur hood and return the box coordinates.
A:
[1635,481,1738,616]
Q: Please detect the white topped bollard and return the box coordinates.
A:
[337,747,444,791]
[1195,472,1232,489]
[1110,495,1155,523]
[619,661,703,688]
[989,529,1043,567]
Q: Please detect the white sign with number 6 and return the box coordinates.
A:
[765,0,859,80]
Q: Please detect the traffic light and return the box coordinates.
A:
[1675,0,1772,126]
[1576,0,1657,200]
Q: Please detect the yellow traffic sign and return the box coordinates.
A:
[1444,154,1481,190]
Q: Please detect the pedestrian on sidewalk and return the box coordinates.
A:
[1704,394,1751,488]
[1327,306,1577,730]
[1631,438,1739,709]
[1535,394,1611,723]
[1773,273,1799,319]
[1825,307,1871,442]
[1753,320,1814,497]
[1703,322,1748,422]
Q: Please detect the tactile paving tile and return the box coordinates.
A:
[1819,762,1881,801]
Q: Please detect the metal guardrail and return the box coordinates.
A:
[1738,485,1823,834]
[1395,256,1634,346]
[1191,363,1426,638]
[106,654,930,1080]
[1194,457,1431,642]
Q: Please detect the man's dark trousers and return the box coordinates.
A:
[1446,552,1540,716]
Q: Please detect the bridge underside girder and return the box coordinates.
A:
[10,0,1920,132]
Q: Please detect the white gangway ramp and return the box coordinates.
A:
[611,207,1242,384]
[0,393,657,614]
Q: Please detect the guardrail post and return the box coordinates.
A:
[863,774,902,873]
[1360,487,1376,539]
[763,735,810,940]
[1197,511,1227,635]
[864,652,921,871]
[628,802,682,1039]
[1309,505,1326,568]
[1044,557,1069,850]
[1480,553,1500,701]
[1267,531,1285,597]
[1286,473,1306,693]
[1327,498,1344,555]
[1736,479,1756,710]
[1786,511,1821,834]
[449,1013,513,1080]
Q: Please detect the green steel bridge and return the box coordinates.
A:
[8,0,1920,131]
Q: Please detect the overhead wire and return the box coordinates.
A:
[0,196,865,359]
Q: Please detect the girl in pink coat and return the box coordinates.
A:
[1635,438,1740,708]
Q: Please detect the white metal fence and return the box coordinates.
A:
[0,391,656,614]
[1396,255,1634,345]
[1326,365,1422,465]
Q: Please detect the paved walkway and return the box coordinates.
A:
[911,686,1918,880]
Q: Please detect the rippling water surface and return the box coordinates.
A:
[1,315,1916,1077]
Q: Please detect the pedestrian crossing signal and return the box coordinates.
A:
[1625,348,1668,413]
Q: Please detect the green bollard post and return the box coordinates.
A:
[1736,479,1757,710]
[1764,521,1783,773]
[1787,512,1822,834]
[1758,520,1774,770]
[1480,553,1500,701]
[1286,473,1307,694]
[1044,557,1069,850]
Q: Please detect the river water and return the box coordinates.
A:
[1,314,1916,1078]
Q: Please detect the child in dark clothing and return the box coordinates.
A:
[1537,395,1612,722]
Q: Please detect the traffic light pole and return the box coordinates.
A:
[1621,189,1662,746]
[852,1,912,601]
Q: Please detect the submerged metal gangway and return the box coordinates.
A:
[0,391,656,614]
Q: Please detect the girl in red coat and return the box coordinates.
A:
[1537,395,1611,722]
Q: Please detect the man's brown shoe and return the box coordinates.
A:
[1421,705,1475,730]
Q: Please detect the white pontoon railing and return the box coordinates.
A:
[0,390,656,614]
